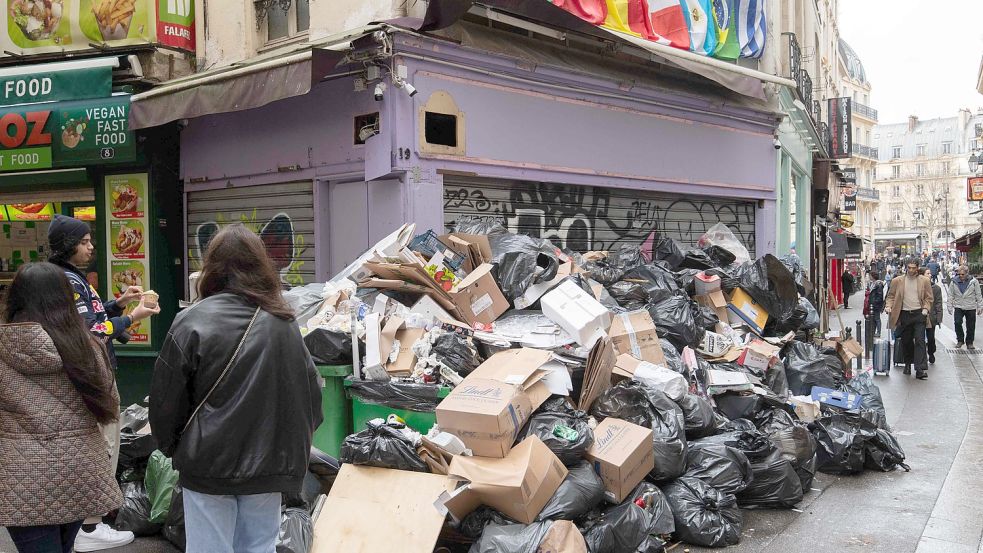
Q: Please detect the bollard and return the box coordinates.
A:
[856,320,863,348]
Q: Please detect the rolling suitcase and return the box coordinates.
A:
[873,338,891,375]
[893,338,906,367]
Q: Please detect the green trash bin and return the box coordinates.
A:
[312,365,353,458]
[345,379,451,434]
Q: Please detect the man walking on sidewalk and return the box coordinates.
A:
[947,265,983,349]
[842,268,856,309]
[886,259,934,380]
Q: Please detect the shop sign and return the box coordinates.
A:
[0,65,111,106]
[73,205,97,220]
[841,167,857,184]
[156,0,195,52]
[828,97,853,159]
[968,177,983,201]
[105,173,152,345]
[0,95,134,172]
[843,193,857,212]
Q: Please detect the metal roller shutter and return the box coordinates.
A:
[443,178,756,256]
[187,181,316,286]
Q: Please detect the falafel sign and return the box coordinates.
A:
[105,172,151,344]
[0,94,134,172]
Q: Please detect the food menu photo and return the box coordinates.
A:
[104,172,151,344]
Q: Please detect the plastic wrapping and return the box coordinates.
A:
[276,508,314,553]
[732,255,799,322]
[480,310,576,349]
[782,341,846,396]
[145,450,179,524]
[432,331,483,376]
[864,429,910,472]
[675,393,719,440]
[113,481,161,536]
[684,441,754,495]
[651,236,686,269]
[284,283,328,327]
[812,412,878,475]
[624,263,681,304]
[484,232,561,302]
[697,223,751,266]
[162,486,185,551]
[607,280,650,311]
[736,448,804,509]
[536,462,605,521]
[346,380,442,412]
[704,245,737,268]
[308,447,341,495]
[339,422,428,472]
[120,404,149,432]
[517,408,594,466]
[646,294,703,352]
[304,328,353,365]
[590,381,656,427]
[661,476,742,548]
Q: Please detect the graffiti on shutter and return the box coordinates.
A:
[443,179,756,256]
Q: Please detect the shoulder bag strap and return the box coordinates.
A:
[181,306,261,435]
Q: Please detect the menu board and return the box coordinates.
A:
[73,205,96,220]
[104,172,151,344]
[7,202,54,220]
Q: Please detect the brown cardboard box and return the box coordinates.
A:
[435,348,554,458]
[441,232,492,273]
[608,310,666,366]
[836,338,863,374]
[695,290,730,324]
[726,288,769,334]
[312,465,451,553]
[578,337,617,411]
[387,327,427,376]
[738,339,781,371]
[442,436,568,524]
[584,418,655,503]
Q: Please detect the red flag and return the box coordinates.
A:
[552,0,608,25]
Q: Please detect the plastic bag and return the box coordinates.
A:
[661,342,685,373]
[769,423,820,489]
[119,431,158,472]
[643,389,690,483]
[482,231,561,302]
[276,508,314,553]
[581,503,656,553]
[680,249,717,270]
[646,294,703,352]
[308,447,341,495]
[145,450,179,524]
[651,236,686,269]
[339,422,428,472]
[113,481,161,536]
[675,393,719,440]
[782,341,846,396]
[470,521,587,553]
[431,331,483,376]
[577,246,645,285]
[590,381,656,427]
[847,373,889,429]
[624,263,681,304]
[517,408,593,466]
[864,429,910,472]
[704,245,737,268]
[162,486,185,551]
[607,281,650,311]
[800,297,820,330]
[764,362,791,398]
[755,407,798,437]
[536,462,605,521]
[661,476,742,547]
[700,429,776,462]
[812,412,877,475]
[697,223,751,266]
[631,363,688,402]
[674,269,702,295]
[736,448,803,509]
[684,441,754,495]
[732,255,799,322]
[120,404,149,432]
[282,471,322,513]
[714,394,765,422]
[346,380,442,412]
[693,304,720,331]
[303,328,353,365]
[284,283,328,327]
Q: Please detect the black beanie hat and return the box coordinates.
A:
[48,214,91,252]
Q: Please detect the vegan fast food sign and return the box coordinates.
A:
[4,0,195,55]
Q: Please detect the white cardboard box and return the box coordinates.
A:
[541,280,611,347]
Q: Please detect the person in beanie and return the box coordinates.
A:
[47,214,158,551]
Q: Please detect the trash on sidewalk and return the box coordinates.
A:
[584,417,655,503]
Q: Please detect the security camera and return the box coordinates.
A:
[402,82,418,97]
[374,83,386,102]
[773,138,781,150]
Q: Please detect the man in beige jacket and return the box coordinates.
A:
[885,258,934,379]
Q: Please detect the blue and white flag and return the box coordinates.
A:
[736,0,766,58]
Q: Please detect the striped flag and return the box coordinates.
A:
[736,0,766,58]
[646,0,690,48]
[551,0,608,25]
[603,0,642,36]
[680,0,717,55]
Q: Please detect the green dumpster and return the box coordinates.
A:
[312,365,353,458]
[345,379,451,434]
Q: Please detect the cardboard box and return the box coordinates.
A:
[836,338,863,372]
[336,223,417,284]
[579,337,617,411]
[440,233,492,273]
[313,465,451,553]
[705,369,754,395]
[695,290,730,324]
[387,327,427,376]
[738,339,781,372]
[541,280,611,347]
[441,436,568,524]
[608,310,666,366]
[585,418,655,503]
[727,288,769,334]
[789,395,821,422]
[811,386,862,410]
[613,353,688,401]
[514,261,575,310]
[694,272,723,295]
[435,348,555,458]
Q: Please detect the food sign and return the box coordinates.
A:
[105,172,151,345]
[7,201,53,220]
[968,177,983,202]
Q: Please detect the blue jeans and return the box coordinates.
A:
[6,521,83,553]
[183,489,282,553]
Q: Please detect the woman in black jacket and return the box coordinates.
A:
[150,224,322,553]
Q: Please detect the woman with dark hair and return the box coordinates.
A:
[150,223,322,553]
[0,262,123,553]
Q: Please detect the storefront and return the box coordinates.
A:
[0,58,183,401]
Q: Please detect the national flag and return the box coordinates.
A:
[736,0,767,58]
[646,0,689,49]
[603,0,642,36]
[711,0,730,55]
[680,0,716,55]
[551,0,608,25]
[714,0,741,59]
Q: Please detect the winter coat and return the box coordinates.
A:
[868,280,885,313]
[57,262,131,369]
[0,323,122,526]
[150,293,323,496]
[929,284,944,327]
[885,274,934,329]
[948,276,983,311]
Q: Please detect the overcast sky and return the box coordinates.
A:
[839,0,983,124]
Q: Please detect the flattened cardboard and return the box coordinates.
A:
[578,337,617,411]
[541,280,611,347]
[443,436,568,524]
[789,395,821,422]
[514,261,574,310]
[584,418,655,503]
[312,465,450,553]
[608,310,666,366]
[836,338,863,372]
[388,327,427,376]
[727,288,769,334]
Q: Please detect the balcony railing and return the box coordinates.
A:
[853,102,878,121]
[854,144,878,160]
[857,187,880,201]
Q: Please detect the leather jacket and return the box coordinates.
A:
[150,293,323,495]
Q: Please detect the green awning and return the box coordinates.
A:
[0,168,88,190]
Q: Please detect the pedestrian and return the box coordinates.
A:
[923,267,943,364]
[841,268,856,309]
[47,214,158,551]
[947,264,983,349]
[0,262,123,553]
[885,258,934,380]
[866,271,886,337]
[927,257,940,284]
[150,224,323,553]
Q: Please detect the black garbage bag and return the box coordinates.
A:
[732,255,799,322]
[864,429,911,472]
[764,362,790,398]
[339,422,428,472]
[636,386,689,483]
[624,262,681,304]
[536,462,605,521]
[700,429,776,461]
[754,407,798,437]
[714,394,765,422]
[282,471,321,512]
[486,233,561,302]
[647,294,703,352]
[782,341,845,396]
[684,441,755,495]
[716,418,758,433]
[675,393,718,440]
[680,249,717,270]
[800,297,820,330]
[582,503,656,553]
[768,423,819,490]
[114,481,161,536]
[590,381,655,427]
[661,341,685,373]
[674,268,703,295]
[797,454,818,491]
[651,236,686,269]
[471,521,588,553]
[736,448,803,509]
[120,404,149,433]
[704,245,737,268]
[847,376,889,430]
[812,412,877,475]
[432,331,482,376]
[276,508,314,553]
[579,246,645,285]
[118,431,158,474]
[308,447,340,495]
[345,380,441,412]
[608,280,651,311]
[661,477,742,548]
[693,304,721,331]
[517,408,593,466]
[457,506,516,539]
[765,301,809,335]
[303,328,353,365]
[162,486,185,551]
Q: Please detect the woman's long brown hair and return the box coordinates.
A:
[3,262,117,424]
[197,223,295,320]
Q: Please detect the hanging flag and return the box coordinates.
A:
[711,0,730,55]
[680,0,716,55]
[714,0,741,59]
[627,0,669,44]
[646,0,689,48]
[736,0,767,58]
[603,0,642,36]
[551,0,608,25]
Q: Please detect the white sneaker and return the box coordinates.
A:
[74,522,135,552]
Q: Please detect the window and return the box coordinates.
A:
[916,144,927,156]
[892,165,901,179]
[265,0,310,42]
[892,146,902,159]
[943,142,952,155]
[865,130,871,145]
[892,184,900,196]
[916,183,925,196]
[916,164,926,177]
[892,209,901,222]
[943,161,951,175]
